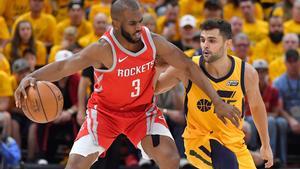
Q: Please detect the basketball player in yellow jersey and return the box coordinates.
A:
[155,19,273,169]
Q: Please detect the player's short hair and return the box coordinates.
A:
[201,19,232,39]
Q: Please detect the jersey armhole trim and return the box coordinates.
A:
[144,27,156,60]
[184,80,192,117]
[240,61,246,96]
[94,36,117,73]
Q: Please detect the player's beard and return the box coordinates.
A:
[121,26,139,44]
[204,46,225,63]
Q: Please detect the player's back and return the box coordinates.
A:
[87,26,156,112]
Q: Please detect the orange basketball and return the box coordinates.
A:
[21,81,64,123]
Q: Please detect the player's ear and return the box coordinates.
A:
[225,39,232,49]
[112,19,121,30]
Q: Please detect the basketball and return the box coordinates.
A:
[21,81,64,123]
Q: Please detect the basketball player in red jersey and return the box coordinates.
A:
[14,0,241,169]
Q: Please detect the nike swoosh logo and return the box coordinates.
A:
[118,56,128,63]
[158,115,165,120]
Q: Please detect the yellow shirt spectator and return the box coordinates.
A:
[13,12,57,45]
[89,3,111,22]
[0,17,10,41]
[269,57,285,81]
[78,33,99,48]
[48,45,63,63]
[243,20,268,45]
[254,38,284,63]
[55,19,93,45]
[156,16,180,42]
[0,16,10,52]
[0,71,13,97]
[179,0,204,19]
[4,40,47,66]
[0,0,30,28]
[223,3,264,21]
[0,53,11,75]
[85,0,101,9]
[284,20,300,34]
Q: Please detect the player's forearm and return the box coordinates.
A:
[187,63,222,105]
[251,105,270,147]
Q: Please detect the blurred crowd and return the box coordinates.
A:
[1,0,300,168]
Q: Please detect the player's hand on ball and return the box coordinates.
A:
[14,76,37,108]
[214,100,241,127]
[260,145,273,168]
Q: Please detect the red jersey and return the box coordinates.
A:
[87,27,156,112]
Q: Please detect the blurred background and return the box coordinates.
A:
[1,0,300,168]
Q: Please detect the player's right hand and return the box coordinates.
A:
[14,76,37,108]
[214,101,241,127]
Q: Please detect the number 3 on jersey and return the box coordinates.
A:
[131,79,140,97]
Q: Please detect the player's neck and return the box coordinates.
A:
[204,54,232,79]
[113,30,143,53]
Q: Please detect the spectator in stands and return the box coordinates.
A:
[0,0,29,29]
[232,33,253,63]
[156,1,180,42]
[184,31,202,57]
[284,0,300,35]
[89,0,112,23]
[173,15,198,51]
[230,16,243,36]
[273,49,300,132]
[79,13,109,48]
[54,0,93,45]
[203,0,223,22]
[13,0,57,48]
[22,48,37,72]
[247,59,288,166]
[269,33,299,81]
[0,122,21,169]
[179,0,205,21]
[239,0,268,45]
[223,0,264,21]
[255,16,285,63]
[49,26,78,63]
[273,49,300,166]
[272,0,294,21]
[3,20,47,68]
[10,59,32,148]
[0,53,11,75]
[0,16,10,53]
[0,71,13,138]
[142,13,157,33]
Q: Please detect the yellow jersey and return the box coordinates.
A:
[183,55,246,151]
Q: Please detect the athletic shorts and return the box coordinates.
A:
[70,105,173,159]
[184,136,256,169]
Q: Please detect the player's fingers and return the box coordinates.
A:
[218,115,227,125]
[14,90,21,108]
[21,86,27,99]
[233,106,242,118]
[227,113,239,127]
[265,158,273,168]
[30,78,37,87]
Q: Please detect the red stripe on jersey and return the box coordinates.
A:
[87,27,156,112]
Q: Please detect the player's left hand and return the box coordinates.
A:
[260,145,273,168]
[214,101,241,127]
